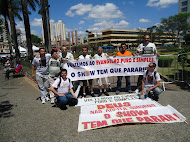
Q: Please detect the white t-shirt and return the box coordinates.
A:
[49,58,60,77]
[94,53,108,59]
[143,70,161,86]
[59,52,74,60]
[78,54,91,59]
[52,78,73,94]
[137,42,157,55]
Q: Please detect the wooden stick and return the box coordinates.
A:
[184,121,188,124]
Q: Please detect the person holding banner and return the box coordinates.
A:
[77,47,95,97]
[115,43,132,95]
[50,69,78,110]
[140,62,163,101]
[94,46,110,96]
[136,35,160,92]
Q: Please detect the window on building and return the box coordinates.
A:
[181,7,188,12]
[182,1,188,6]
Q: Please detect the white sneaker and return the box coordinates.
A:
[135,89,139,94]
[51,98,55,104]
[46,97,50,101]
[42,99,45,104]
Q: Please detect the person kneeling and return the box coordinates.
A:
[140,62,163,101]
[50,69,78,110]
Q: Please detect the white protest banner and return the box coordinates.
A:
[76,93,139,107]
[80,98,162,114]
[78,105,186,132]
[63,55,158,81]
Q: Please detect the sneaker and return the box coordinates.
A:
[104,91,109,96]
[128,90,133,93]
[42,99,45,104]
[91,92,96,97]
[98,92,102,97]
[115,90,120,95]
[135,89,139,94]
[51,98,55,104]
[82,94,86,98]
[46,97,50,101]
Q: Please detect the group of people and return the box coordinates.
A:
[31,34,163,110]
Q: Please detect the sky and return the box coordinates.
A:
[15,0,179,39]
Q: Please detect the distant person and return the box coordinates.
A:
[94,46,109,96]
[115,43,133,95]
[136,35,160,92]
[140,62,163,101]
[5,60,22,79]
[50,69,78,110]
[32,47,51,104]
[77,47,95,97]
[48,50,61,104]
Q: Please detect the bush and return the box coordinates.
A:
[158,56,174,67]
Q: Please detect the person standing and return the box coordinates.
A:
[94,46,109,96]
[115,43,133,95]
[48,50,61,104]
[136,35,160,92]
[77,47,95,97]
[32,48,51,104]
[140,62,163,101]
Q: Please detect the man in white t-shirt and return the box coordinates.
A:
[140,62,163,101]
[136,35,160,92]
[32,48,51,104]
[77,47,95,97]
[50,69,78,110]
[94,46,109,96]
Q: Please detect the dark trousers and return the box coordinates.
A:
[5,69,15,79]
[137,75,143,91]
[117,76,131,91]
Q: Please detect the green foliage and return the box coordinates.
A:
[158,56,174,67]
[31,34,41,44]
[178,49,188,69]
[184,34,190,45]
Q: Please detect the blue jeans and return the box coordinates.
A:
[117,76,131,91]
[144,86,163,99]
[56,93,78,108]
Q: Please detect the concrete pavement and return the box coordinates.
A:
[0,65,190,142]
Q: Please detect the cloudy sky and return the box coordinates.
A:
[15,0,178,38]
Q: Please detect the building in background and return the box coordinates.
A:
[55,20,66,41]
[86,29,176,48]
[0,19,9,52]
[50,21,54,41]
[178,0,190,13]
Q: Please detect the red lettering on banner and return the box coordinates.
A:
[150,116,162,122]
[130,111,138,116]
[112,118,134,124]
[123,102,131,107]
[113,103,123,107]
[120,58,132,63]
[136,57,154,62]
[133,58,135,62]
[165,114,177,121]
[106,104,114,109]
[116,112,123,117]
[82,122,91,129]
[144,117,154,122]
[126,118,134,122]
[104,114,111,119]
[158,115,170,122]
[173,113,180,120]
[135,110,149,115]
[136,117,144,122]
[122,111,131,117]
[91,121,97,128]
[97,120,108,127]
[90,110,102,114]
[97,105,105,109]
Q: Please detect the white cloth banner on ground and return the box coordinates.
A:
[80,98,162,114]
[76,93,139,106]
[63,55,158,81]
[78,104,186,132]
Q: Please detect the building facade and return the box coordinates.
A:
[55,20,66,41]
[86,29,175,47]
[178,0,190,13]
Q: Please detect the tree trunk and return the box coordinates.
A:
[8,0,20,59]
[3,15,12,55]
[21,0,33,60]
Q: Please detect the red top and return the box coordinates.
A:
[15,65,22,73]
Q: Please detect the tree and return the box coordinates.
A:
[0,0,22,57]
[21,0,39,60]
[31,34,41,44]
[184,34,190,45]
[160,13,190,46]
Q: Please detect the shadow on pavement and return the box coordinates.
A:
[0,101,15,118]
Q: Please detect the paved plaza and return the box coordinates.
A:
[0,65,190,142]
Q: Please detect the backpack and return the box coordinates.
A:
[145,70,157,80]
[57,77,71,88]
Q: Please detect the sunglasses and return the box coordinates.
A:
[149,66,154,68]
